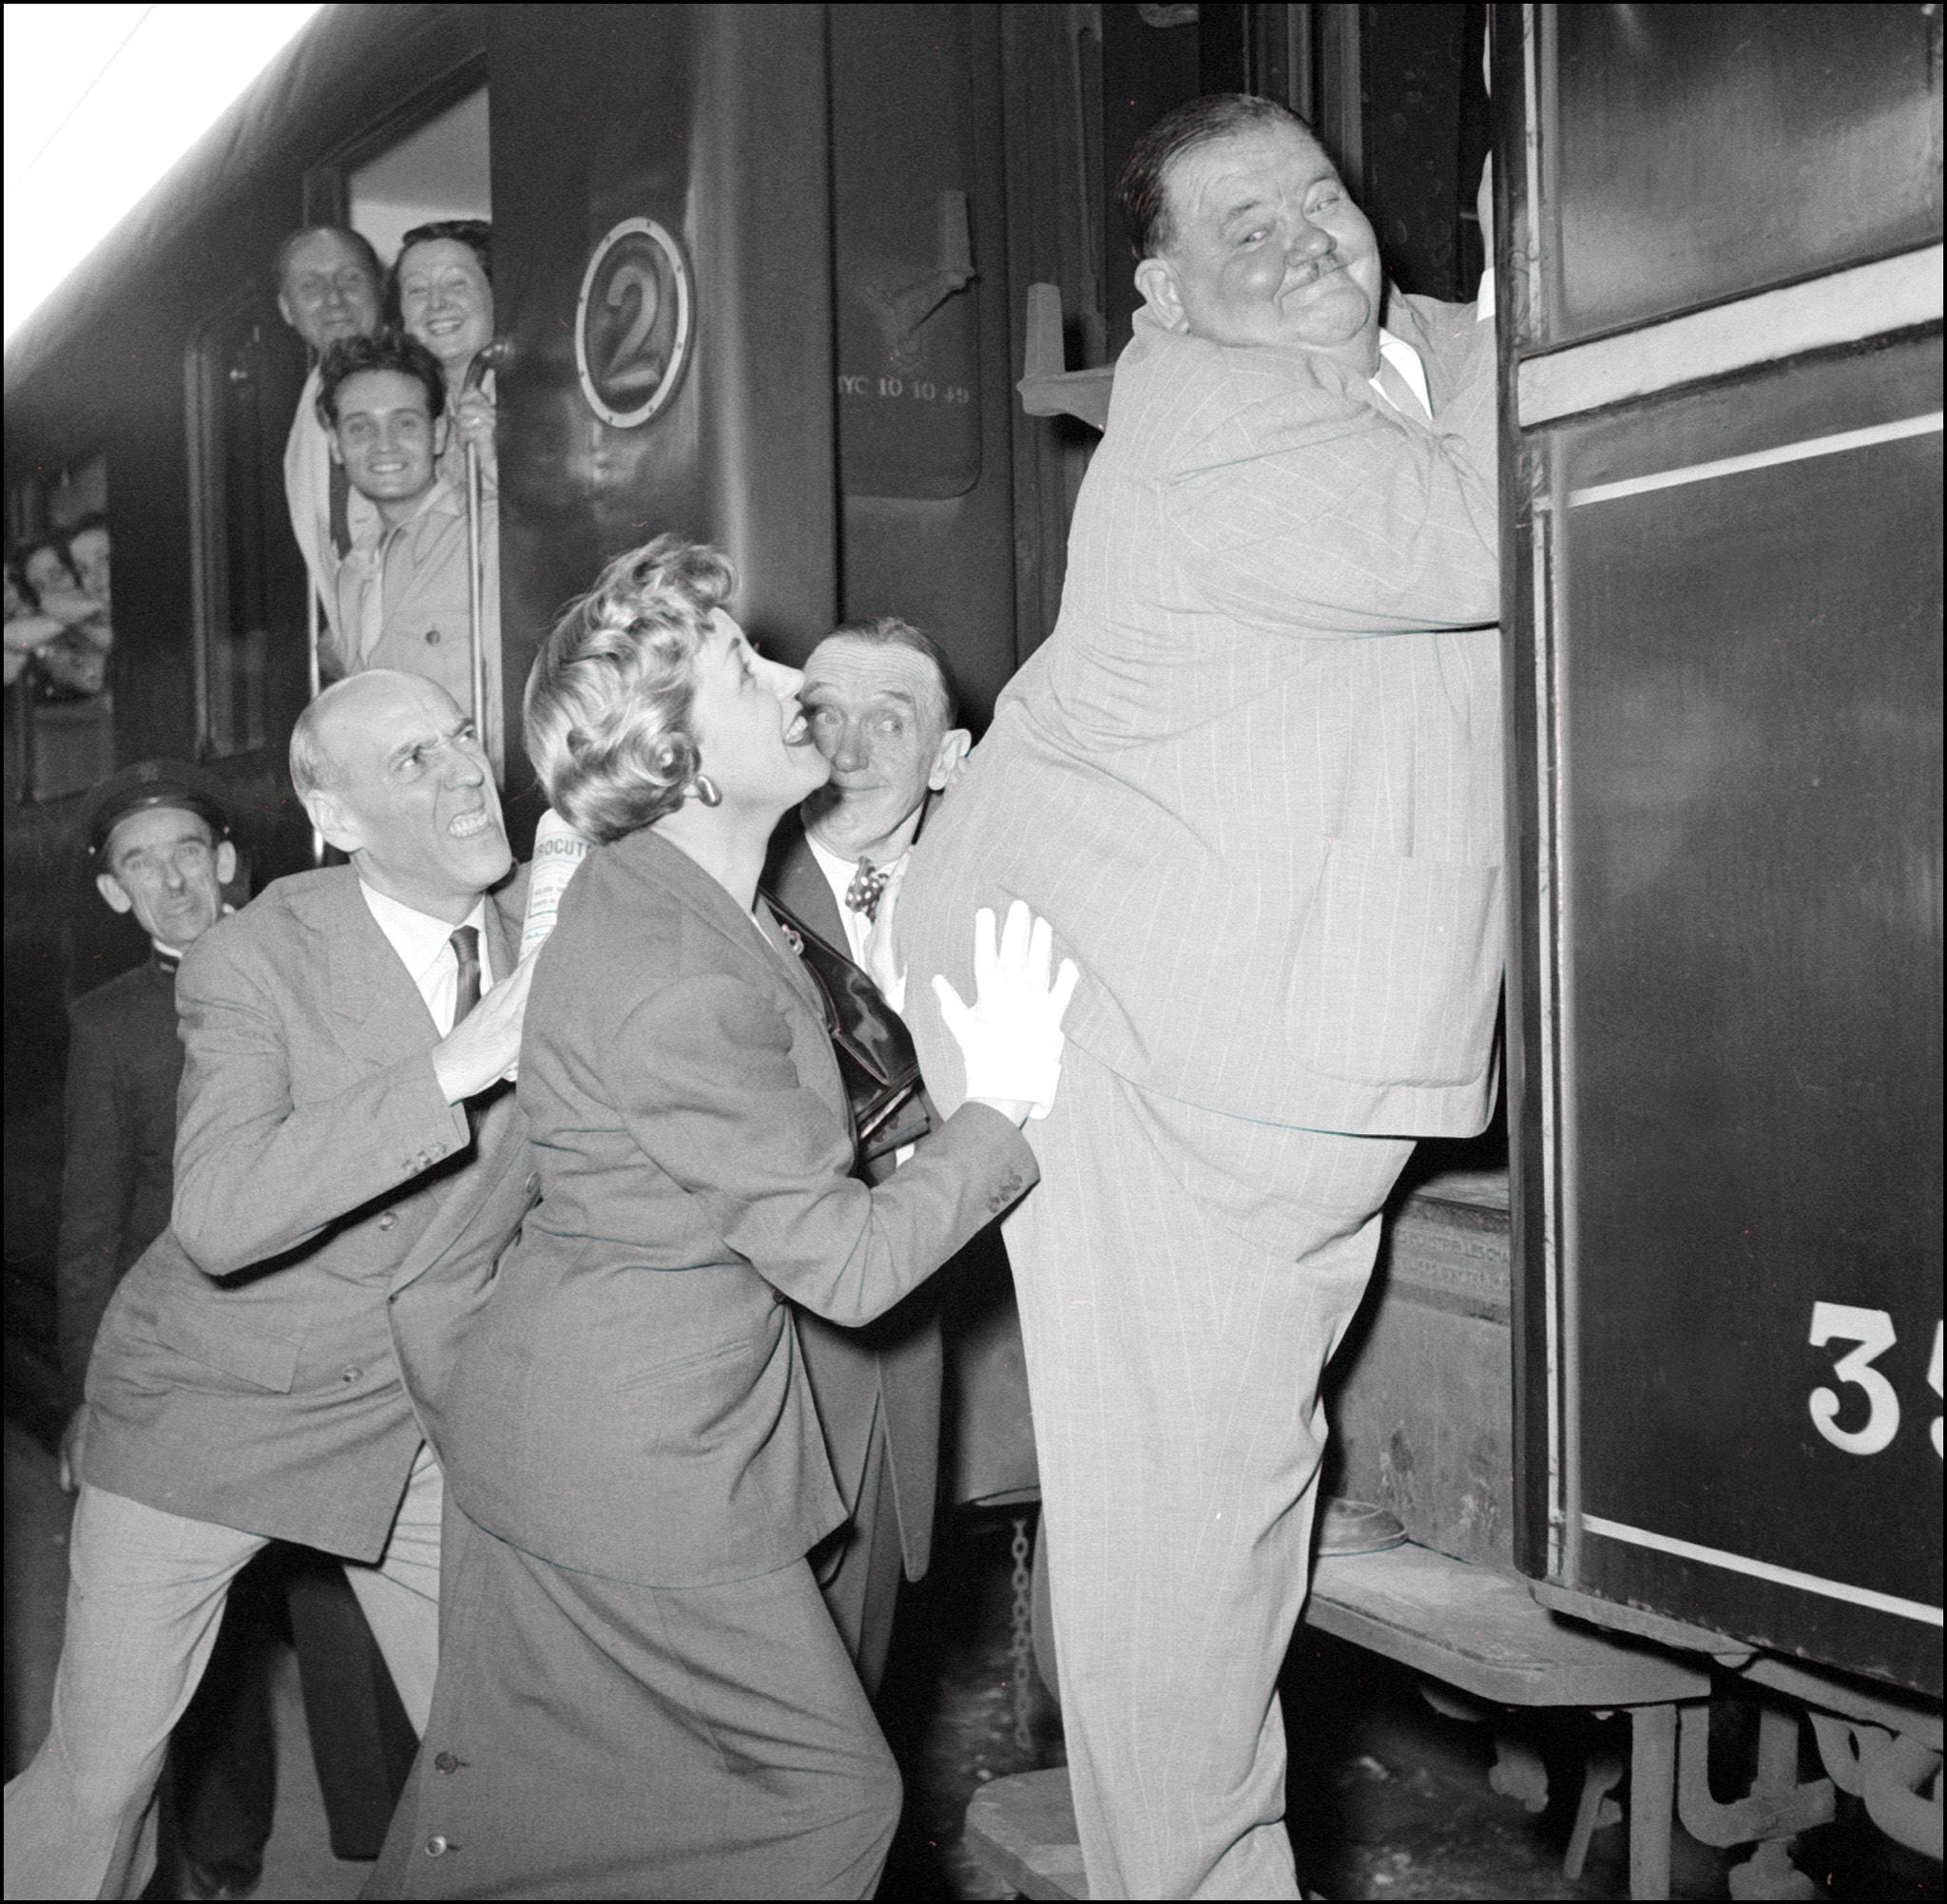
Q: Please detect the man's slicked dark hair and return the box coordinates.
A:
[273,224,383,294]
[1116,92,1311,260]
[315,330,449,429]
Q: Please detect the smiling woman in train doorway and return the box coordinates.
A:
[368,536,1075,1900]
[391,220,498,494]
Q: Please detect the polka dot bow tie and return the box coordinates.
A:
[844,858,889,922]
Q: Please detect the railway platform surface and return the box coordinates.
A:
[7,1416,1936,1900]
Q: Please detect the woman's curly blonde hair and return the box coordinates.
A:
[524,537,735,843]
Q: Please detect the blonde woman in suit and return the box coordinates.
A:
[371,538,1075,1900]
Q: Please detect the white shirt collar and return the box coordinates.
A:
[805,830,907,894]
[803,831,908,965]
[359,881,492,994]
[349,475,462,558]
[1371,326,1434,420]
[151,903,234,965]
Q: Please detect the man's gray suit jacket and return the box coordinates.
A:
[82,865,537,1560]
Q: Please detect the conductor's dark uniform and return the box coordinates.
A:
[58,957,183,1411]
[60,946,281,1898]
[54,761,414,1887]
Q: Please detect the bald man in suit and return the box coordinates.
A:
[896,97,1501,1898]
[763,617,971,1695]
[5,676,537,1901]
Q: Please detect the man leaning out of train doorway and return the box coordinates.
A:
[277,223,384,638]
[317,330,503,774]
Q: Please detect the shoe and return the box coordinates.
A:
[179,1856,262,1902]
[1316,1495,1407,1557]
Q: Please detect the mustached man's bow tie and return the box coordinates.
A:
[844,859,889,922]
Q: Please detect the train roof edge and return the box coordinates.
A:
[5,2,477,401]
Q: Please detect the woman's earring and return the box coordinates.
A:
[690,775,722,808]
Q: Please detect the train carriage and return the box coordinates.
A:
[4,3,1939,1884]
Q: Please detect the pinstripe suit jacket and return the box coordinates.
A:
[900,292,1503,1136]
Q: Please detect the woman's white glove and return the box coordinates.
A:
[932,901,1080,1119]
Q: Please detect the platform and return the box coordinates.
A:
[965,1538,1712,1901]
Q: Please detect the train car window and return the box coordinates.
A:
[1534,7,1941,348]
[186,284,305,760]
[6,454,114,802]
[346,87,491,269]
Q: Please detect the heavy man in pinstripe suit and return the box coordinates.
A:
[897,95,1501,1897]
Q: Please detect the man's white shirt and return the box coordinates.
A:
[1367,268,1494,424]
[802,830,917,1162]
[359,882,494,1035]
[1370,328,1433,421]
[284,365,376,639]
[804,831,907,970]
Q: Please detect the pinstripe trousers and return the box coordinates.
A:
[1008,1045,1412,1900]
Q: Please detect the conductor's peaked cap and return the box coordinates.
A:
[81,759,234,859]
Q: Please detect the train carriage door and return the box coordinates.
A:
[186,284,310,772]
[827,3,1016,722]
[1498,6,1942,1695]
[345,89,492,286]
[481,2,838,827]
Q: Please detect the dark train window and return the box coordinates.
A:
[186,283,302,760]
[1536,6,1942,347]
[6,453,114,802]
[345,86,491,274]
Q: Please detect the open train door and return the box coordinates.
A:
[1496,6,1942,1697]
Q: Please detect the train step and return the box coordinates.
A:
[964,1539,1713,1901]
[1306,1541,1709,1710]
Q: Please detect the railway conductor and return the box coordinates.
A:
[55,761,281,1902]
[3,672,536,1902]
[896,94,1502,1897]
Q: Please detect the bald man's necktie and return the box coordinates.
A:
[450,925,481,1026]
[844,859,889,923]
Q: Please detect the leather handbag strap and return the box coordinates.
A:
[760,889,933,1162]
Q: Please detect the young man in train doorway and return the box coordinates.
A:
[762,617,973,1697]
[3,674,537,1902]
[896,95,1502,1898]
[277,223,384,640]
[319,332,504,774]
